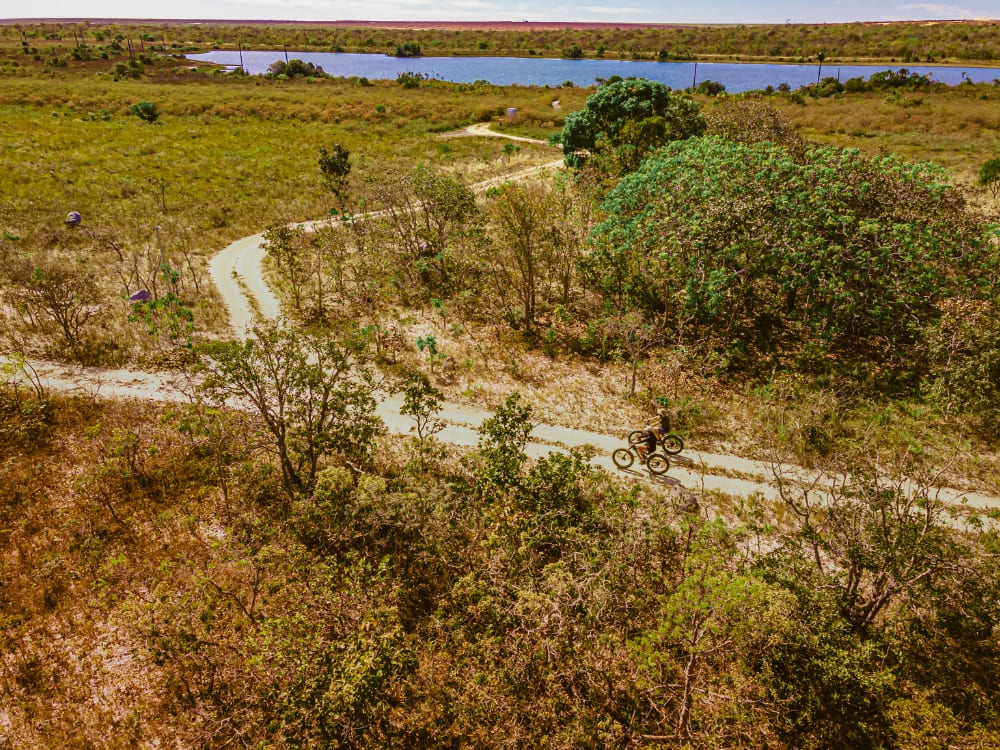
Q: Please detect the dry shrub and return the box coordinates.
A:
[705,97,804,149]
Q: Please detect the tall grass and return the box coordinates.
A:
[5,19,1000,64]
[0,75,573,229]
[0,68,578,356]
[712,85,1000,187]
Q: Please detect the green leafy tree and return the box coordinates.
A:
[482,177,592,335]
[768,457,961,634]
[515,448,597,566]
[979,157,1000,199]
[630,520,795,743]
[248,571,411,747]
[394,41,422,57]
[485,181,553,333]
[475,392,533,501]
[399,372,444,443]
[753,563,896,748]
[694,79,725,95]
[585,136,995,378]
[415,334,444,371]
[266,58,329,78]
[559,78,705,173]
[602,308,657,397]
[368,164,479,296]
[755,454,983,747]
[318,143,351,207]
[198,321,379,494]
[867,68,932,90]
[926,298,1000,435]
[128,291,194,345]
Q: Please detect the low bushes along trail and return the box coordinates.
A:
[10,125,997,522]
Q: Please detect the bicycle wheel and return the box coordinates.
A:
[628,430,646,445]
[647,454,669,475]
[612,448,634,469]
[660,434,684,455]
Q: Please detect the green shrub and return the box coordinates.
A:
[266,58,330,79]
[394,41,422,58]
[586,136,995,382]
[129,100,161,122]
[695,79,726,95]
[396,71,426,89]
[111,59,144,80]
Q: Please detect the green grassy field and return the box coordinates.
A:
[0,66,582,361]
[0,70,581,246]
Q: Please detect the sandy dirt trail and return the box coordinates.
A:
[14,125,998,521]
[209,125,560,329]
[13,356,996,526]
[208,231,281,337]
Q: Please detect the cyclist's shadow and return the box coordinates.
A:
[618,466,684,488]
[666,452,694,468]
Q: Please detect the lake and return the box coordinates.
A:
[187,50,1000,92]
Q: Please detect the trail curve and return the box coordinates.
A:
[11,122,996,522]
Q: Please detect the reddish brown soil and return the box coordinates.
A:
[4,17,994,29]
[6,18,994,31]
[325,21,689,30]
[3,18,692,30]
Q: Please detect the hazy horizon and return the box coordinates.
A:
[4,1,999,26]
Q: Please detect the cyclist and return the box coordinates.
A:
[635,409,671,460]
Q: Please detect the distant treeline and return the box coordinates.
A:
[3,19,1000,64]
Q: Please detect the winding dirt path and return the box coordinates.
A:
[14,124,998,521]
[209,124,561,332]
[457,122,556,146]
[208,232,281,338]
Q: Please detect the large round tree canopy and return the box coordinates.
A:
[584,136,996,373]
[560,78,705,173]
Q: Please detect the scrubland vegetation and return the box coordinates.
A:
[4,18,1000,64]
[5,384,1000,747]
[0,52,578,364]
[2,22,1000,748]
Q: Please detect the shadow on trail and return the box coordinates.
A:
[666,452,694,467]
[616,465,700,513]
[616,466,684,488]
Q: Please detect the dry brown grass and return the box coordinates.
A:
[377,304,743,453]
[763,86,1000,188]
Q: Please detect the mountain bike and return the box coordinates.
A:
[628,429,684,455]
[612,439,670,475]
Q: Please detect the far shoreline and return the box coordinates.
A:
[4,17,1000,68]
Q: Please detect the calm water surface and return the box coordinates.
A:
[188,50,1000,92]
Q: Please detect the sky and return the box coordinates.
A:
[5,0,999,24]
